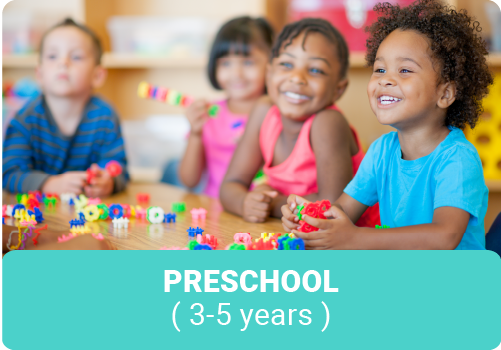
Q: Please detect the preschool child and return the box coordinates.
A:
[220,18,379,226]
[2,18,128,197]
[282,0,492,250]
[178,16,274,198]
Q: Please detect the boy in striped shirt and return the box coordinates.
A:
[3,18,128,197]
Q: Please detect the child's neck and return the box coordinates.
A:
[45,92,91,137]
[227,97,259,115]
[397,122,450,161]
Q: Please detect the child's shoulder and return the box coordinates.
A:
[433,128,482,168]
[87,95,119,120]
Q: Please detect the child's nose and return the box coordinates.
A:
[289,69,307,85]
[378,74,397,87]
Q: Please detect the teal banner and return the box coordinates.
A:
[3,251,501,350]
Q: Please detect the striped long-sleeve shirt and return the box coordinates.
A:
[3,94,128,193]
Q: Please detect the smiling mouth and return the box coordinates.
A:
[283,91,311,101]
[378,95,402,105]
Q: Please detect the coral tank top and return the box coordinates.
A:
[259,105,380,227]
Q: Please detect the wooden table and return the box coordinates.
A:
[2,183,285,250]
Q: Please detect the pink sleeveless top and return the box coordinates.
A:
[202,100,247,198]
[259,105,380,227]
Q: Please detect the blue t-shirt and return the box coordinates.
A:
[344,127,488,250]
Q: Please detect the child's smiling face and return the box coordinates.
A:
[267,31,347,120]
[367,29,453,129]
[37,26,105,98]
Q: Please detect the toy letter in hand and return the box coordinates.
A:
[137,81,219,118]
[87,161,123,184]
[297,200,331,233]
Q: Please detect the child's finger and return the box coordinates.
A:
[301,215,332,230]
[281,217,299,232]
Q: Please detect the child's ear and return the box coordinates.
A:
[437,81,456,109]
[91,65,107,89]
[333,78,349,103]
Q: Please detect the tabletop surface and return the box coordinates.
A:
[2,183,285,250]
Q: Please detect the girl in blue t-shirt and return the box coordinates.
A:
[281,0,493,250]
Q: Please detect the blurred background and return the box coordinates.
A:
[2,0,501,227]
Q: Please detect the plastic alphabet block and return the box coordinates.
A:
[83,205,100,222]
[187,227,197,237]
[297,200,331,233]
[172,202,186,213]
[112,217,129,229]
[136,207,147,219]
[147,206,165,224]
[109,204,124,219]
[193,244,212,250]
[34,207,44,223]
[26,198,39,210]
[296,204,305,221]
[44,197,56,207]
[187,240,199,250]
[227,243,246,250]
[190,207,207,220]
[196,234,218,249]
[164,213,177,223]
[97,203,109,220]
[105,160,123,177]
[234,232,252,245]
[137,82,219,117]
[136,193,150,203]
[121,203,131,218]
[87,198,102,205]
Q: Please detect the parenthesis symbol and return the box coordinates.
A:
[173,301,181,332]
[321,301,329,332]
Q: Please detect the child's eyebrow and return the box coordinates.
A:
[396,57,422,68]
[309,57,331,67]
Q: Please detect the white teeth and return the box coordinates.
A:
[379,95,402,105]
[284,91,310,100]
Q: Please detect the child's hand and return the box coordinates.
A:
[281,194,311,232]
[242,190,278,223]
[41,172,87,194]
[292,205,358,249]
[84,164,113,198]
[186,99,209,136]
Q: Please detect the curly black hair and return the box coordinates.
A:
[271,18,349,78]
[365,0,494,130]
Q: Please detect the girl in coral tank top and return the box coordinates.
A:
[220,18,379,227]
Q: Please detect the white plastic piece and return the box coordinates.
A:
[112,217,129,229]
[147,206,165,224]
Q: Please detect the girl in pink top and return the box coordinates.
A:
[220,18,380,227]
[178,17,274,198]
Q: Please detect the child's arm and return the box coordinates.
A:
[2,121,87,194]
[282,193,468,249]
[300,198,468,250]
[178,99,208,188]
[220,97,275,222]
[266,109,356,218]
[84,112,128,197]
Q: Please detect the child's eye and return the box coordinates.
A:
[309,68,325,75]
[219,60,231,67]
[279,62,293,69]
[72,56,82,61]
[47,54,56,60]
[374,68,386,73]
[243,59,254,66]
[400,69,412,73]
